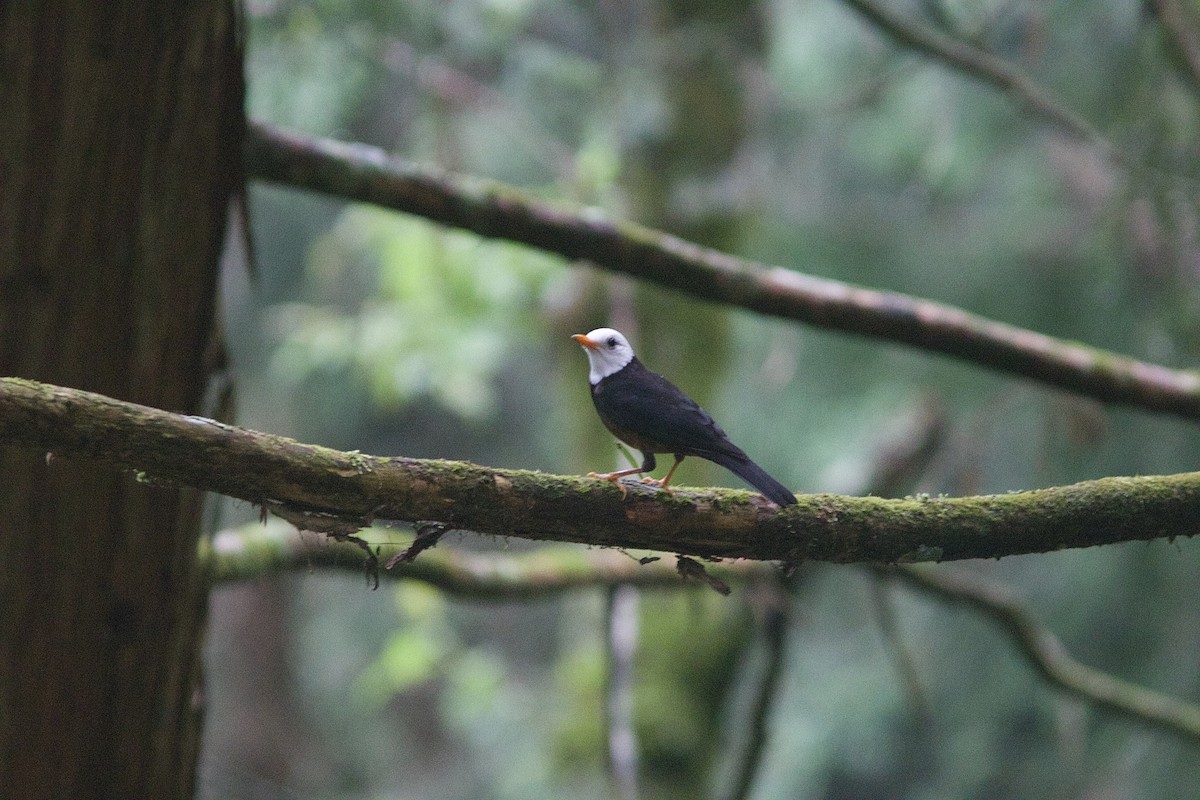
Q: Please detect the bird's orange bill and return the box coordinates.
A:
[572,333,599,350]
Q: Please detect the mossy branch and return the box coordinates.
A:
[244,122,1200,422]
[4,377,1200,563]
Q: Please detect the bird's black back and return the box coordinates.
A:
[591,357,745,461]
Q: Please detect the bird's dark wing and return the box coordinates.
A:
[592,358,743,460]
[592,358,797,506]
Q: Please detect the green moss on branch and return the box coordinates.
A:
[3,377,1199,563]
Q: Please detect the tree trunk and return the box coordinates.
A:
[0,5,243,798]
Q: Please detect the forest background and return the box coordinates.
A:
[4,2,1200,799]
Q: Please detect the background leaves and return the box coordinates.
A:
[203,1,1200,798]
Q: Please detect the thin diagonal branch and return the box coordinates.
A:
[892,565,1200,743]
[6,377,1200,563]
[840,0,1110,155]
[244,122,1200,423]
[868,572,934,727]
[1153,0,1200,95]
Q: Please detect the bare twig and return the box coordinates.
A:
[605,584,641,800]
[245,122,1200,422]
[677,556,732,596]
[6,377,1200,564]
[1153,0,1200,94]
[891,565,1200,743]
[840,0,1110,154]
[383,521,448,568]
[868,572,934,728]
[268,503,381,586]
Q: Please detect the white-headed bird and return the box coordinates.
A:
[573,328,796,507]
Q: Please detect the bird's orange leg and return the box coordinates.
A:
[587,465,650,499]
[642,455,684,494]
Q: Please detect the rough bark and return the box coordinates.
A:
[0,5,242,798]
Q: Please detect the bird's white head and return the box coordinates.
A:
[572,327,635,384]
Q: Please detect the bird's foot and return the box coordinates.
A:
[640,476,674,495]
[587,471,629,499]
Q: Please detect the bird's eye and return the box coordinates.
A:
[606,337,617,348]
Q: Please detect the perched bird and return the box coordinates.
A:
[572,327,796,506]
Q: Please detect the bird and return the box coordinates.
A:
[572,327,797,507]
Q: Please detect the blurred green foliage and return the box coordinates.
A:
[205,1,1200,799]
[270,209,560,418]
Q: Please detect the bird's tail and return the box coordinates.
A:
[711,451,796,507]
